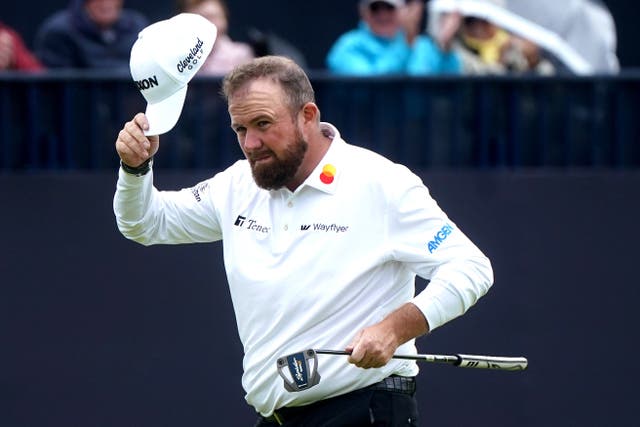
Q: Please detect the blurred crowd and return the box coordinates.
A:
[0,0,621,75]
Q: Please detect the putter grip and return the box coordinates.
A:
[456,354,528,371]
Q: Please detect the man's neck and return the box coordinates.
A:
[286,130,333,192]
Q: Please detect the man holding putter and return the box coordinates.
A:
[114,13,493,426]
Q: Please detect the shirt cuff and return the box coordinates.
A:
[410,277,463,332]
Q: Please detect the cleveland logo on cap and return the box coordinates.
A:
[177,38,205,73]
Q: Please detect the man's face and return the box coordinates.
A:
[362,1,400,38]
[228,79,308,190]
[84,0,123,29]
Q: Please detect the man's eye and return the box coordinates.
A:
[257,121,270,128]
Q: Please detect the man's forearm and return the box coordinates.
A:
[382,302,430,346]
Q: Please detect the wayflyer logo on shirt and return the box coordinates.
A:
[300,223,349,233]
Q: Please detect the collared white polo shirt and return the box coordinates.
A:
[114,122,493,416]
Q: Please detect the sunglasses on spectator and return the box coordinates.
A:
[369,2,396,13]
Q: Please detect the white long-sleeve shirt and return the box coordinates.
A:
[113,123,493,416]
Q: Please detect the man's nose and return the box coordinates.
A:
[243,129,263,151]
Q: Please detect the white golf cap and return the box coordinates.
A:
[129,13,217,136]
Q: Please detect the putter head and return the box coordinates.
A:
[276,349,321,392]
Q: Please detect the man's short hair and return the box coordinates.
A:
[221,55,315,116]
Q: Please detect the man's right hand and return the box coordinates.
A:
[115,113,159,167]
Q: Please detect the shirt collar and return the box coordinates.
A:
[303,122,345,195]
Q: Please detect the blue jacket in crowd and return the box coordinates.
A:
[326,22,461,75]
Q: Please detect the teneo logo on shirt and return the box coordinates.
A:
[300,223,349,233]
[234,215,270,234]
[427,223,454,253]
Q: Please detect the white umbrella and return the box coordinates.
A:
[427,0,619,74]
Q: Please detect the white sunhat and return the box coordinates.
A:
[129,13,217,136]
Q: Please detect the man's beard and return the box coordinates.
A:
[249,129,308,190]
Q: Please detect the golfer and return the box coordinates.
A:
[114,55,493,426]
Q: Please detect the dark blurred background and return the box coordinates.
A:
[3,171,639,427]
[2,1,640,427]
[2,0,639,71]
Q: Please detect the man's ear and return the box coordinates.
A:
[300,102,320,124]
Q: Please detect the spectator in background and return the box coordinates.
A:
[0,22,43,71]
[435,11,554,75]
[177,0,254,76]
[34,0,147,69]
[326,0,460,75]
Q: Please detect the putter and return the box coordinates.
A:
[277,348,528,392]
[276,349,322,392]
